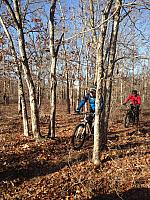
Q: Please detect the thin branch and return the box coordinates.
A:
[123,7,149,42]
[123,1,150,7]
[0,15,18,62]
[120,9,132,22]
[64,6,120,42]
[22,0,29,25]
[55,33,64,56]
[2,0,19,27]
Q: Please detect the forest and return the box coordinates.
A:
[0,0,150,199]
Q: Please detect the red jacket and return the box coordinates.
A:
[124,94,141,105]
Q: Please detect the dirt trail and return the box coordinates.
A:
[0,103,150,200]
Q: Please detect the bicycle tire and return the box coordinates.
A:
[124,114,130,128]
[71,123,86,150]
[134,114,139,126]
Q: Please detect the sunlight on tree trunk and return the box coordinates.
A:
[102,0,122,145]
[48,0,64,138]
[93,0,113,166]
[0,15,29,137]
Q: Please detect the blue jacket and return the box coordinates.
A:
[77,94,104,113]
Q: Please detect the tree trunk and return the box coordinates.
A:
[18,80,22,114]
[102,0,122,145]
[3,0,40,139]
[66,71,70,114]
[17,28,40,139]
[93,0,113,166]
[0,14,29,137]
[48,0,64,137]
[48,0,57,138]
[18,70,29,136]
[48,59,57,138]
[37,71,41,109]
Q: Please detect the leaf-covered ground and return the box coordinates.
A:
[0,103,150,200]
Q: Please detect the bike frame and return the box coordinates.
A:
[82,113,94,136]
[125,105,139,125]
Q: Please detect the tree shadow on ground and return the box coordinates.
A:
[1,126,149,185]
[1,112,150,188]
[91,188,150,200]
[110,140,150,151]
[0,153,88,183]
[0,136,90,184]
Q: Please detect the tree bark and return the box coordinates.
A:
[93,0,113,166]
[66,70,70,114]
[3,0,40,138]
[48,0,63,137]
[16,13,40,139]
[102,0,122,145]
[18,70,29,136]
[0,14,29,137]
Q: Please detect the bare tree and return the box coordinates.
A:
[2,0,40,139]
[48,0,64,138]
[101,0,122,148]
[0,15,29,136]
[93,0,113,166]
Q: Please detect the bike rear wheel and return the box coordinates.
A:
[71,123,86,150]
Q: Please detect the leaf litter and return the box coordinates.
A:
[0,104,150,200]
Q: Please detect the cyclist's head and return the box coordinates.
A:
[132,89,138,96]
[90,85,96,97]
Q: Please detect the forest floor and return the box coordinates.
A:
[0,103,150,200]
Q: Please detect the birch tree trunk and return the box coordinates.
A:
[48,0,57,138]
[93,0,113,166]
[88,0,98,85]
[59,0,70,114]
[76,37,84,110]
[102,0,122,145]
[14,5,40,139]
[48,0,64,137]
[4,0,40,138]
[0,15,29,137]
[66,70,70,114]
[18,81,22,114]
[37,71,41,109]
[76,59,81,110]
[18,69,29,136]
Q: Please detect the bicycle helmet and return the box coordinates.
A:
[90,85,96,92]
[132,90,137,95]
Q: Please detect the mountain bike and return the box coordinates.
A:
[124,105,139,128]
[71,113,94,150]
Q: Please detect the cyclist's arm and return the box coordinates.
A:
[76,95,89,112]
[137,96,141,105]
[123,95,131,104]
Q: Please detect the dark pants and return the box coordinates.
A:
[86,113,94,128]
[131,105,140,121]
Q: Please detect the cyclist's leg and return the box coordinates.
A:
[135,105,140,122]
[86,112,94,134]
[86,114,93,127]
[90,113,95,134]
[129,105,133,122]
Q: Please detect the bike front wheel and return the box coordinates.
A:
[71,123,86,150]
[124,114,130,128]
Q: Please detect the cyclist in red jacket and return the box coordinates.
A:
[123,90,141,105]
[123,90,141,121]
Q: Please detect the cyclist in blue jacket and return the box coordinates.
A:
[76,86,104,113]
[76,86,104,129]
